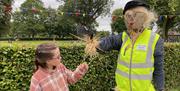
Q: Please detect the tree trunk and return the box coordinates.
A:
[162,16,168,41]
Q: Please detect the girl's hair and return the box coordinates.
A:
[34,43,58,72]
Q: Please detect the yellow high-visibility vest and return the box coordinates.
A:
[115,28,160,91]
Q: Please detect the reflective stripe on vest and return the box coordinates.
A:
[116,69,152,80]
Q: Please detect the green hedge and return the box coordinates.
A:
[164,43,180,91]
[0,43,179,91]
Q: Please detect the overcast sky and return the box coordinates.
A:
[12,0,131,32]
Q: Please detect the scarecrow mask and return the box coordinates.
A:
[123,0,156,39]
[124,7,148,34]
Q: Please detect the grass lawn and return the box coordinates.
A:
[0,40,85,48]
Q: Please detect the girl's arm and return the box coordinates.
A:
[63,63,88,84]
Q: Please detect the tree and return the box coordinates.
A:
[43,7,76,38]
[58,0,114,34]
[42,8,58,37]
[11,0,45,38]
[144,0,180,41]
[0,0,13,37]
[111,8,126,34]
[54,15,76,39]
[10,12,29,38]
[11,0,77,39]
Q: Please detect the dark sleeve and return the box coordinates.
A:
[98,33,123,51]
[153,37,165,91]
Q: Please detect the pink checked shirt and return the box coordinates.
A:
[30,63,88,91]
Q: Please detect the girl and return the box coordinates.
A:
[30,43,88,91]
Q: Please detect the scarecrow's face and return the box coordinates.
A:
[124,7,148,31]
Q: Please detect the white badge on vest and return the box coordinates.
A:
[136,45,147,51]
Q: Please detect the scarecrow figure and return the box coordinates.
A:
[85,0,164,91]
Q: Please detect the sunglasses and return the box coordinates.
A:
[124,11,146,21]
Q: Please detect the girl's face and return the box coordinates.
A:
[124,7,148,30]
[46,48,61,68]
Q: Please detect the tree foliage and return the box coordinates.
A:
[144,0,180,40]
[11,0,76,39]
[111,8,126,34]
[43,8,76,38]
[59,0,114,32]
[0,0,13,37]
[11,0,45,38]
[5,0,114,39]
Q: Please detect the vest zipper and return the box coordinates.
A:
[127,31,142,91]
[129,40,136,91]
[129,44,133,91]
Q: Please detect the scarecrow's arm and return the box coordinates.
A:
[98,33,123,51]
[153,37,164,91]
